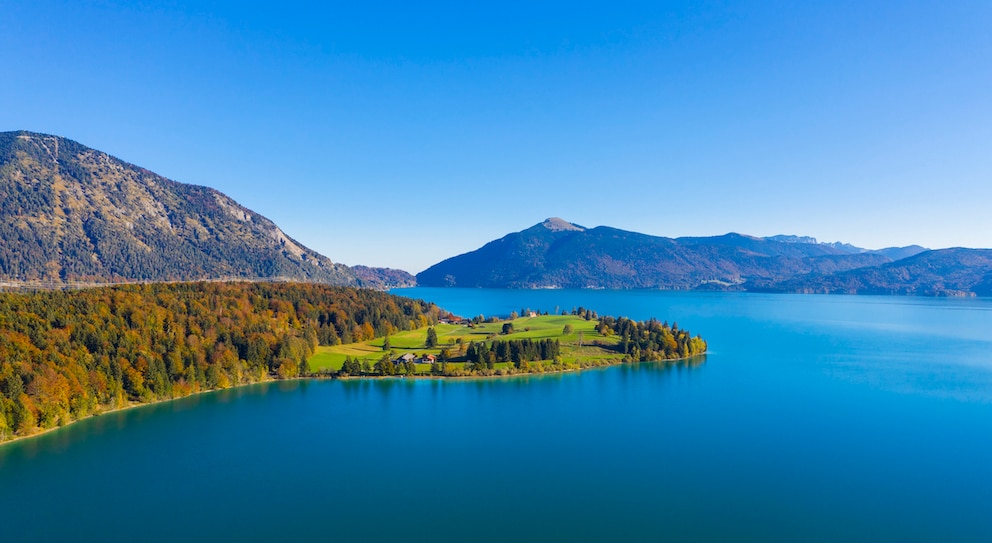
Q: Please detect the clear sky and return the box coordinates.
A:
[2,1,990,272]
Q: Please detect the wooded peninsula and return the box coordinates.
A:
[0,282,706,444]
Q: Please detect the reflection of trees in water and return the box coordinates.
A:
[340,376,425,403]
[338,355,708,397]
[616,355,707,385]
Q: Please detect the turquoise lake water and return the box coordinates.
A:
[2,288,992,542]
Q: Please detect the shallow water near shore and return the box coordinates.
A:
[2,289,992,542]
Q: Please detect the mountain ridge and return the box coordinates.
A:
[416,218,991,296]
[3,132,983,296]
[0,131,360,286]
[754,247,992,296]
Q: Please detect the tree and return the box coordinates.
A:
[425,327,438,348]
[374,355,396,376]
[562,324,573,335]
[382,335,391,351]
[501,322,514,335]
[276,358,298,379]
[340,356,361,376]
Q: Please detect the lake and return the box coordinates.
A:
[2,288,991,542]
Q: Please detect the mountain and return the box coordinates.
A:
[416,218,891,289]
[758,248,992,296]
[872,245,929,261]
[418,219,990,295]
[765,234,820,245]
[0,131,357,286]
[765,235,928,261]
[350,266,417,289]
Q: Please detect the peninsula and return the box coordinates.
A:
[0,282,705,445]
[309,311,707,378]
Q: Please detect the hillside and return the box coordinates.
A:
[417,218,991,295]
[350,266,417,289]
[417,218,891,289]
[0,131,356,286]
[765,235,928,261]
[757,248,992,296]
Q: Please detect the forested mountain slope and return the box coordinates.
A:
[0,131,356,285]
[417,218,891,289]
[756,248,992,296]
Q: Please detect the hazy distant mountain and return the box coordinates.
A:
[350,266,417,289]
[872,245,929,261]
[765,234,820,245]
[819,241,865,254]
[0,131,357,285]
[765,235,928,261]
[416,218,890,289]
[757,248,992,296]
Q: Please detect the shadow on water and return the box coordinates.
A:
[0,381,298,465]
[1,357,709,466]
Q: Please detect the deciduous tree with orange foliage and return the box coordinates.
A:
[0,282,439,442]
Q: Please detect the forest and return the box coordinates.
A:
[465,338,562,368]
[596,316,707,361]
[0,282,437,442]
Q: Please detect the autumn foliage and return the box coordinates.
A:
[0,282,437,442]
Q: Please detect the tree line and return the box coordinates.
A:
[0,282,437,442]
[466,338,562,369]
[596,316,707,361]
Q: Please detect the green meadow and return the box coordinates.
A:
[308,314,618,375]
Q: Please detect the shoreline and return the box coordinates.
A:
[0,354,704,449]
[0,377,288,449]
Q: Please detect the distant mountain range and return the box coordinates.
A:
[4,132,988,296]
[751,248,992,296]
[0,131,403,288]
[417,218,992,296]
[765,234,928,261]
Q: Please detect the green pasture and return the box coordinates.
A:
[307,314,617,372]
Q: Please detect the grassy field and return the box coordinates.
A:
[308,314,618,373]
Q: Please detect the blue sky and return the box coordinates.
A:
[2,1,990,272]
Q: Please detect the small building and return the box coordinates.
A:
[395,353,416,364]
[418,354,437,364]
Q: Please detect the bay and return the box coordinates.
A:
[2,289,991,542]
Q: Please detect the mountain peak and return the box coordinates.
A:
[0,131,357,286]
[766,234,819,245]
[542,217,584,232]
[418,218,898,289]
